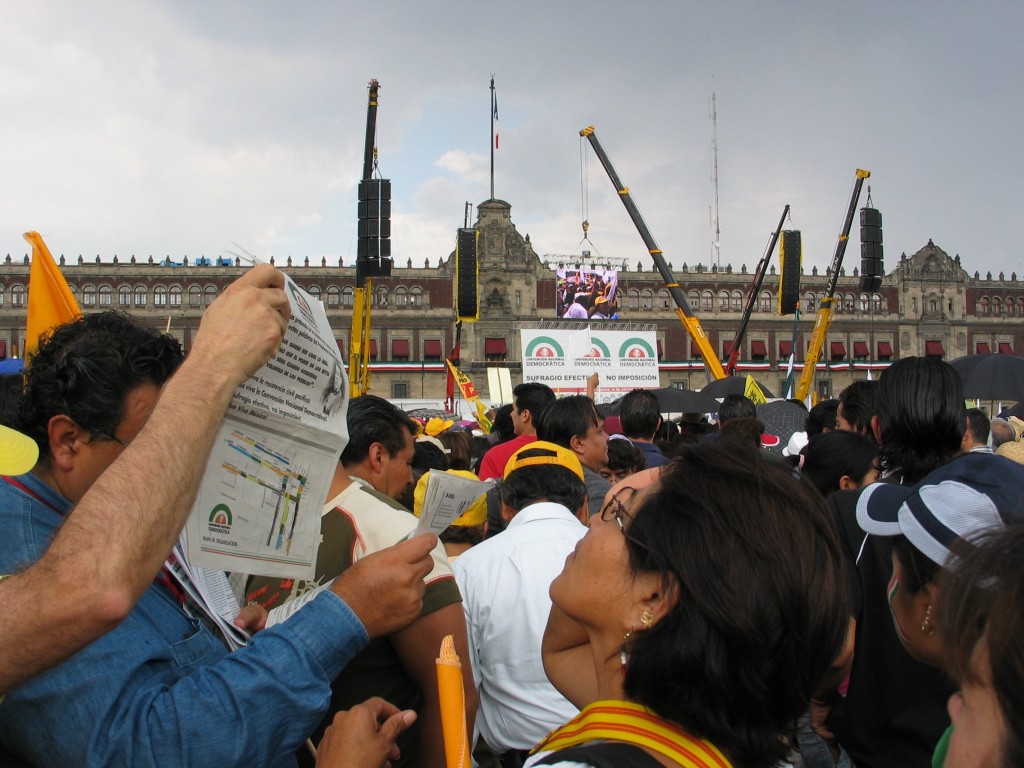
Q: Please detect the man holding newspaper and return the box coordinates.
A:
[0,265,435,767]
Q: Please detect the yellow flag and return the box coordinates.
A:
[744,375,768,405]
[474,399,493,435]
[24,232,81,358]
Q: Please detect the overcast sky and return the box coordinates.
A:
[4,1,1023,282]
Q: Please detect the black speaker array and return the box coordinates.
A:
[455,228,479,320]
[356,179,392,279]
[778,229,802,315]
[859,208,884,292]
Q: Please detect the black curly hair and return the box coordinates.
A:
[17,312,183,457]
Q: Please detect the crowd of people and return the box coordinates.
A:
[0,264,1020,768]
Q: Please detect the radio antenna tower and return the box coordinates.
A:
[710,92,721,270]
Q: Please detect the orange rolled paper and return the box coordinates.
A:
[436,634,470,768]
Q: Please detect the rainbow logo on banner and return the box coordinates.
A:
[618,338,656,359]
[524,336,565,358]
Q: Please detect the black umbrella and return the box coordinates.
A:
[699,376,776,400]
[948,354,1024,402]
[756,400,808,455]
[601,387,720,415]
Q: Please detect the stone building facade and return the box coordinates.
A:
[2,199,1021,404]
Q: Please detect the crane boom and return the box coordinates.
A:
[794,169,871,402]
[580,126,725,381]
[724,204,790,377]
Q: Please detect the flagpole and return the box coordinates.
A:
[489,76,496,200]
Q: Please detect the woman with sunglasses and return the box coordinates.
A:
[531,441,849,768]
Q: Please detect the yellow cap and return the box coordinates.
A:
[413,469,488,527]
[503,440,584,481]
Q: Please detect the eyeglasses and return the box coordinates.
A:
[600,486,637,536]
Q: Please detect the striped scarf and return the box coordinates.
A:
[532,700,733,768]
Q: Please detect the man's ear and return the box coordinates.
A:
[568,433,586,457]
[575,494,589,524]
[519,408,531,426]
[367,442,386,473]
[838,474,857,491]
[500,500,516,523]
[46,415,82,472]
[870,415,883,445]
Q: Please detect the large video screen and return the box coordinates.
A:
[555,267,620,320]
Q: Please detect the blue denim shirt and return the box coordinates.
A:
[0,472,369,767]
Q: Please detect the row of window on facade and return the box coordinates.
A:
[623,289,888,314]
[0,284,430,309]
[975,297,1024,316]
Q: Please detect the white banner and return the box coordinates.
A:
[520,328,660,400]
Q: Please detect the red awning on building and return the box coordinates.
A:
[336,338,345,354]
[424,339,442,358]
[750,340,767,359]
[925,340,945,357]
[976,342,991,354]
[391,339,410,358]
[690,340,701,357]
[779,340,793,358]
[830,341,847,359]
[877,341,893,359]
[999,342,1015,354]
[0,341,7,357]
[853,341,870,358]
[722,341,735,358]
[656,339,664,359]
[369,339,378,358]
[485,338,507,356]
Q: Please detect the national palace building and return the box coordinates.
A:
[2,198,1022,403]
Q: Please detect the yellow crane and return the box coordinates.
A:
[794,169,871,402]
[580,126,726,381]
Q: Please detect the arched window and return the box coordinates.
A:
[658,289,670,310]
[188,285,202,306]
[730,291,742,311]
[859,293,870,312]
[307,285,321,301]
[718,290,729,311]
[395,286,409,307]
[977,297,989,316]
[134,286,147,307]
[759,291,772,312]
[99,285,113,306]
[342,287,354,308]
[804,292,816,312]
[993,297,1002,316]
[688,290,700,309]
[701,290,713,311]
[12,284,26,307]
[410,287,424,307]
[844,293,855,313]
[0,286,5,307]
[375,286,388,306]
[203,285,217,306]
[169,286,182,306]
[627,290,639,311]
[326,286,340,307]
[872,293,883,312]
[118,285,132,306]
[640,290,653,310]
[154,286,168,307]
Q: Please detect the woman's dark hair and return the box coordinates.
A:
[604,438,645,476]
[490,404,515,443]
[938,527,1024,768]
[838,380,879,437]
[718,416,764,449]
[800,430,878,497]
[18,312,183,456]
[438,431,472,471]
[875,357,965,483]
[622,442,849,768]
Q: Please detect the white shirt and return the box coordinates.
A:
[453,502,586,754]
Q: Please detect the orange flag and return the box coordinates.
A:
[23,232,81,358]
